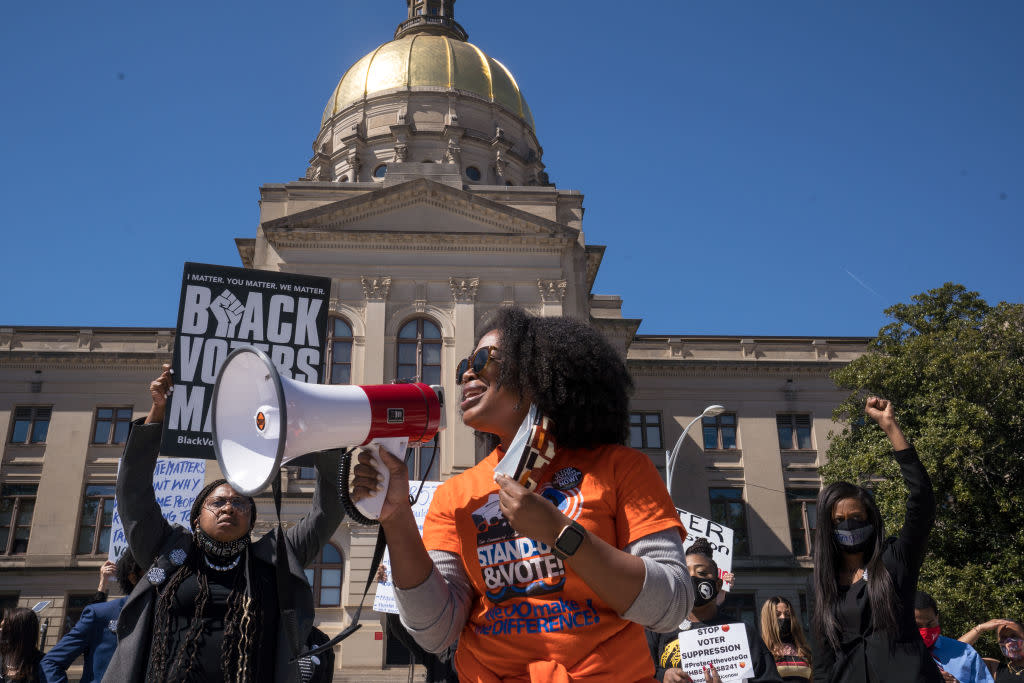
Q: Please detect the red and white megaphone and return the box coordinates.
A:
[211,347,444,519]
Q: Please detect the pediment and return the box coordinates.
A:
[261,178,578,242]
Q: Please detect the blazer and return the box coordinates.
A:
[40,597,126,683]
[101,420,344,682]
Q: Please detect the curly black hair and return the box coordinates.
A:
[475,306,633,449]
[685,537,716,564]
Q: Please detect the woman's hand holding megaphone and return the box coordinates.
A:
[350,447,411,524]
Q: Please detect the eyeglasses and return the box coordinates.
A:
[456,346,499,385]
[203,497,251,513]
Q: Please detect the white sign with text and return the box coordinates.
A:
[108,457,207,561]
[677,508,734,590]
[677,623,754,682]
[373,480,442,614]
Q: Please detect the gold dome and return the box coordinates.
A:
[321,34,535,131]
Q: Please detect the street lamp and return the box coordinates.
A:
[665,405,726,496]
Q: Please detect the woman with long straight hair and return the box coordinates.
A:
[760,597,812,682]
[0,607,43,682]
[811,397,941,682]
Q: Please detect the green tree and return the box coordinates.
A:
[823,283,1024,657]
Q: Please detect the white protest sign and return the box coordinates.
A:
[108,457,207,561]
[677,623,754,681]
[373,480,442,614]
[677,508,734,591]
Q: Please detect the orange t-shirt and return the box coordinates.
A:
[422,443,686,682]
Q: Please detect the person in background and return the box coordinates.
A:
[88,561,118,606]
[959,619,1024,682]
[761,596,812,682]
[811,397,942,683]
[648,538,782,683]
[914,591,993,683]
[40,551,142,683]
[0,607,43,682]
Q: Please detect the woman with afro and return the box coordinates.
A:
[351,306,694,681]
[103,364,343,682]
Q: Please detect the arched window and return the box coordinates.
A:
[304,543,343,607]
[327,317,353,385]
[396,318,442,480]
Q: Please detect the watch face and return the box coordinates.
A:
[556,523,585,557]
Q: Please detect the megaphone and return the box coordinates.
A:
[211,347,445,519]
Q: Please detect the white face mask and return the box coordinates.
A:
[834,520,874,552]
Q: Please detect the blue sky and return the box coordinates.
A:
[1,1,1020,336]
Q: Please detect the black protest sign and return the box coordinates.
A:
[161,262,331,458]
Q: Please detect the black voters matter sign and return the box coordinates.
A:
[161,262,331,459]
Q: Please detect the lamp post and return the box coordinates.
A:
[665,405,725,497]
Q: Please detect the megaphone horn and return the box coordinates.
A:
[211,346,444,499]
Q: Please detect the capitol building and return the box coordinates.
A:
[0,1,867,676]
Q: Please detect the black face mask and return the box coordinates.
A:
[834,519,875,553]
[778,617,792,638]
[692,575,719,607]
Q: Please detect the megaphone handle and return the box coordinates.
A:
[352,445,391,521]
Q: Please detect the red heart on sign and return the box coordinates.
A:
[739,662,746,668]
[721,625,730,632]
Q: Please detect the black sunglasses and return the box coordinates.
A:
[456,346,499,384]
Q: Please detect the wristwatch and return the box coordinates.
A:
[551,520,586,560]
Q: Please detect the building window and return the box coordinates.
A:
[397,319,441,385]
[0,594,18,617]
[0,484,38,555]
[629,412,662,449]
[62,594,96,638]
[76,485,116,555]
[327,317,353,385]
[9,407,50,444]
[719,592,758,631]
[702,413,737,450]
[787,488,818,557]
[92,408,133,445]
[373,164,387,178]
[709,487,749,555]
[465,166,481,181]
[777,414,813,450]
[303,543,343,607]
[397,319,442,480]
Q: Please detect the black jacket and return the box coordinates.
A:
[102,420,343,682]
[812,447,942,683]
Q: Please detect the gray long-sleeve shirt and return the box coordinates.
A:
[395,528,692,653]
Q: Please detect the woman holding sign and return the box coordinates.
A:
[648,538,782,683]
[104,365,344,682]
[810,397,941,683]
[352,307,693,681]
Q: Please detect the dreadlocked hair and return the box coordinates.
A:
[148,549,211,683]
[221,551,264,682]
[476,306,633,449]
[147,474,260,683]
[147,548,263,683]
